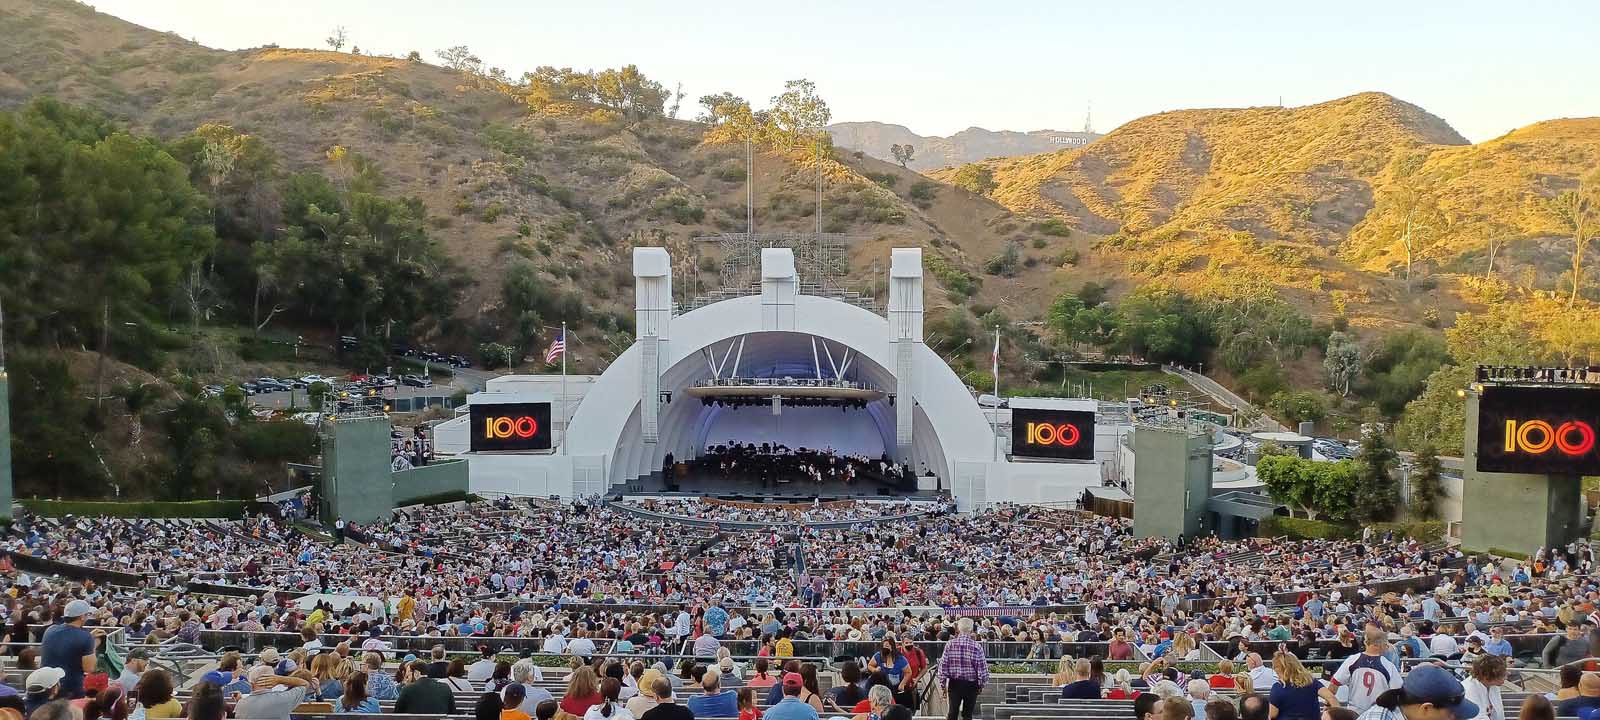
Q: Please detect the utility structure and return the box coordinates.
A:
[1132,417,1214,540]
[1459,367,1599,552]
[315,385,468,523]
[0,297,11,519]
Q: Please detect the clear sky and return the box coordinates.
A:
[91,0,1598,143]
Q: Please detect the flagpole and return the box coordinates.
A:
[991,325,1000,461]
[560,321,567,456]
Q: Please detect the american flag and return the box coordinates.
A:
[543,331,566,364]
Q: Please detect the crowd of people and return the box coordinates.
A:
[616,499,948,527]
[391,426,434,472]
[4,498,1600,720]
[691,444,912,489]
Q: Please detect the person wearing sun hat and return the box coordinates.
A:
[24,667,65,715]
[1355,665,1480,720]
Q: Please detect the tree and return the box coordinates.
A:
[1257,454,1358,522]
[478,342,515,369]
[767,79,831,146]
[1545,170,1598,308]
[1323,331,1362,396]
[1267,390,1329,425]
[951,163,997,195]
[592,65,668,119]
[435,46,483,75]
[1046,293,1085,342]
[890,143,916,168]
[668,82,685,119]
[1372,152,1439,291]
[405,50,422,63]
[696,92,746,125]
[1395,364,1470,452]
[0,100,215,403]
[1361,328,1450,418]
[325,26,348,52]
[523,66,597,107]
[1257,454,1318,519]
[1314,461,1361,524]
[307,381,332,410]
[1111,286,1212,364]
[1077,281,1109,307]
[1352,426,1400,522]
[1410,444,1444,520]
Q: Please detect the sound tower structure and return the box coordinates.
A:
[0,299,11,519]
[887,249,923,462]
[1132,420,1213,540]
[320,412,394,524]
[0,364,12,520]
[1460,377,1589,552]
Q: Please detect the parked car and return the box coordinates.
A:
[300,374,328,385]
[256,378,287,392]
[401,374,433,388]
[448,355,472,368]
[240,382,260,395]
[280,378,307,390]
[201,385,224,398]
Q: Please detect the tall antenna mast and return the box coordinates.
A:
[746,137,754,236]
[0,294,6,368]
[1083,101,1093,134]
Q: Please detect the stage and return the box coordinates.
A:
[630,469,943,502]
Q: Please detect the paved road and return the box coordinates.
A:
[1162,365,1289,432]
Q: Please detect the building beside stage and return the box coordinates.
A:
[436,246,1109,510]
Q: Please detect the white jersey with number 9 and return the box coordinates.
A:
[1333,653,1400,712]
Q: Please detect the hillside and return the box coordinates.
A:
[829,120,1101,171]
[0,0,1023,351]
[936,92,1600,327]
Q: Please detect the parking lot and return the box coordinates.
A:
[210,363,499,411]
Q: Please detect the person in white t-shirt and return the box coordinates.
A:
[1429,628,1460,659]
[542,628,567,654]
[1246,653,1278,690]
[1461,654,1507,720]
[1331,629,1401,713]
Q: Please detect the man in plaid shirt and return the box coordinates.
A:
[938,617,989,720]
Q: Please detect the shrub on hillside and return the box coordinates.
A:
[236,421,318,464]
[1032,218,1072,237]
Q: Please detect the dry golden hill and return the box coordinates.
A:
[4,0,1597,338]
[0,0,1023,341]
[937,93,1600,328]
[1348,117,1600,279]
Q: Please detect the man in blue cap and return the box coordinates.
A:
[1355,665,1479,720]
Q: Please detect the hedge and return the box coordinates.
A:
[395,490,481,507]
[1488,547,1529,561]
[1371,520,1446,541]
[1260,517,1447,542]
[19,499,249,518]
[1259,516,1353,540]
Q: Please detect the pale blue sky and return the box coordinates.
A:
[92,0,1598,143]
